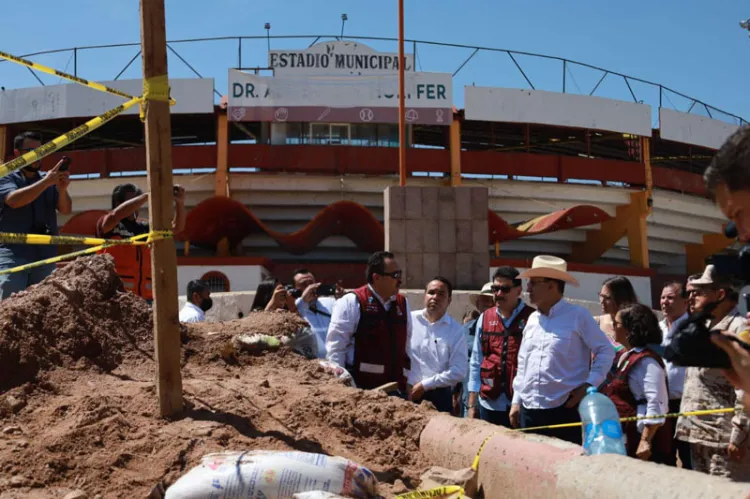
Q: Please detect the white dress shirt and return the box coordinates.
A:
[408,309,468,391]
[179,302,205,323]
[659,313,688,400]
[296,295,337,359]
[512,299,615,409]
[326,285,412,368]
[621,347,669,433]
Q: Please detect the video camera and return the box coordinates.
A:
[664,222,750,369]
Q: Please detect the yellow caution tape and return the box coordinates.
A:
[0,230,172,275]
[139,74,172,120]
[0,232,147,247]
[470,407,735,472]
[0,50,175,105]
[395,485,464,499]
[0,96,141,179]
[514,407,736,433]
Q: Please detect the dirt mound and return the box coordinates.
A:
[0,308,433,498]
[0,255,153,394]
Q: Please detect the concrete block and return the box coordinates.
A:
[421,187,439,219]
[385,186,405,221]
[472,220,489,252]
[455,221,473,253]
[405,252,424,289]
[438,219,457,253]
[404,186,423,219]
[423,252,440,283]
[456,253,473,289]
[472,252,490,289]
[438,187,456,221]
[438,253,457,285]
[454,187,472,220]
[470,187,489,221]
[422,219,440,253]
[405,219,423,253]
[385,219,406,253]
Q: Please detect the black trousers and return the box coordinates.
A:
[520,404,582,445]
[423,387,454,413]
[479,405,512,428]
[664,398,693,469]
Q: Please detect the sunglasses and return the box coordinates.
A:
[491,284,517,294]
[379,270,403,280]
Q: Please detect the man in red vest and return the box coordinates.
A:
[326,251,412,394]
[466,266,535,426]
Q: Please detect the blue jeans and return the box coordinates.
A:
[0,250,55,299]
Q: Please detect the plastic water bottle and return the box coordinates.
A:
[578,386,626,455]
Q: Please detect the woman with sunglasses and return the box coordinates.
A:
[599,303,671,462]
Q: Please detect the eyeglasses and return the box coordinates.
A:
[491,284,516,294]
[379,270,403,280]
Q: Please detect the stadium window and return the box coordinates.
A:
[200,271,230,293]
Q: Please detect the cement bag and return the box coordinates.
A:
[164,450,379,499]
[318,361,356,388]
[234,325,318,359]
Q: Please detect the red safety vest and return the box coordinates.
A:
[349,286,410,392]
[479,304,535,401]
[600,348,672,461]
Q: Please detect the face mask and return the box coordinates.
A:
[199,297,213,312]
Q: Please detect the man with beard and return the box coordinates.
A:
[466,267,535,426]
[0,131,72,299]
[407,277,467,413]
[179,279,213,323]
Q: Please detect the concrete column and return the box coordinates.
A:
[385,185,488,290]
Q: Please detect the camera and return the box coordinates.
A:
[316,284,336,297]
[59,156,71,172]
[285,284,302,299]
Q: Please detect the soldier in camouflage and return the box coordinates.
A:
[675,265,750,479]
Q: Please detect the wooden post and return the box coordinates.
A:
[449,117,462,186]
[397,0,407,186]
[215,112,230,197]
[140,0,183,417]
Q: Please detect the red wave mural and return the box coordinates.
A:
[182,197,385,254]
[59,198,610,253]
[488,205,610,244]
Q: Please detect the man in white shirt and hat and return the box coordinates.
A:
[509,255,615,445]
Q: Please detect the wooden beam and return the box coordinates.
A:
[685,231,734,275]
[641,136,653,195]
[215,112,229,197]
[449,117,461,186]
[570,191,650,265]
[140,0,183,417]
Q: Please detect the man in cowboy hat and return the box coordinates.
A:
[509,255,615,444]
[457,282,496,416]
[467,266,535,426]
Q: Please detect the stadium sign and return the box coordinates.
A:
[269,41,414,76]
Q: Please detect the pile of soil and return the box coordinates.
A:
[0,256,433,498]
[0,254,153,395]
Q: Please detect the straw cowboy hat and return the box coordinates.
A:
[518,255,580,287]
[469,282,494,307]
[690,264,732,288]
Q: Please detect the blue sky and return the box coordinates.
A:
[1,0,748,124]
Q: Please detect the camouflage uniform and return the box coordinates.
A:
[675,307,750,480]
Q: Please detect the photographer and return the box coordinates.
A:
[675,265,750,479]
[703,125,750,409]
[0,132,72,299]
[291,269,343,359]
[95,183,185,302]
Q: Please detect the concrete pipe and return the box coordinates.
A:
[420,415,750,498]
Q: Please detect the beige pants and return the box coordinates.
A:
[690,443,750,481]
